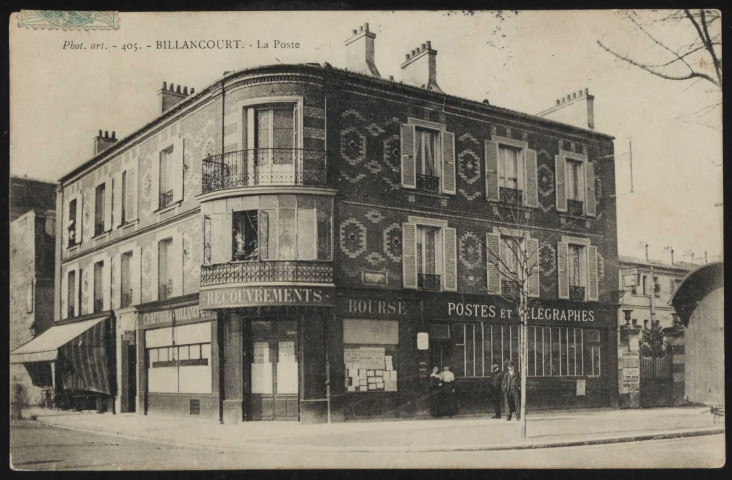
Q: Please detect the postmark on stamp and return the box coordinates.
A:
[18,10,119,30]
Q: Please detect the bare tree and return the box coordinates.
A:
[481,201,587,438]
[597,10,721,89]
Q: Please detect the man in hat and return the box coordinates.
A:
[501,361,520,421]
[489,360,504,418]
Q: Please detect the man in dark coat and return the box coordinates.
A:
[489,360,504,418]
[501,361,520,421]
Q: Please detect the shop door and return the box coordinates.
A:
[249,319,299,420]
[127,344,137,413]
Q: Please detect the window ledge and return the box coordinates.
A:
[155,201,182,215]
[411,189,446,199]
[120,219,140,230]
[489,201,533,210]
[92,231,110,241]
[66,243,81,253]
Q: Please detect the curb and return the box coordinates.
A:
[31,417,724,454]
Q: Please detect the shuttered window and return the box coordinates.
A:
[400,120,455,195]
[558,238,599,301]
[486,136,537,207]
[556,152,596,217]
[402,219,456,292]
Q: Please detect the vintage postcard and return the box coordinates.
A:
[9,10,724,469]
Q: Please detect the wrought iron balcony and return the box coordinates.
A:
[567,199,584,216]
[416,174,440,192]
[418,273,441,291]
[200,260,333,287]
[500,187,523,206]
[569,285,586,301]
[502,279,520,297]
[159,190,174,209]
[201,148,327,194]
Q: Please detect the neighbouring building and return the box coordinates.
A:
[9,176,57,406]
[617,255,697,330]
[670,262,724,407]
[11,24,620,423]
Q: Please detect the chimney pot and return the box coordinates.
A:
[421,43,426,50]
[112,131,116,139]
[556,99,560,106]
[344,22,380,77]
[364,23,369,31]
[98,129,103,137]
[405,54,410,61]
[162,81,167,90]
[400,40,442,93]
[176,85,182,94]
[190,88,195,94]
[104,130,109,138]
[359,25,363,32]
[426,41,432,49]
[585,87,589,95]
[352,29,357,35]
[183,86,188,95]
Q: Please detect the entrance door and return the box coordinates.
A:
[249,319,299,420]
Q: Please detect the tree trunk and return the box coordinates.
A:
[520,296,528,438]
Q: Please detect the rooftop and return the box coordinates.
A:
[618,255,699,272]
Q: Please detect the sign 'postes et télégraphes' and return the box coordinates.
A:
[447,302,596,322]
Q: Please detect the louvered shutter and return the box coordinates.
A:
[443,227,457,291]
[114,252,122,309]
[486,232,501,294]
[525,149,538,207]
[172,137,184,203]
[587,245,599,301]
[151,152,160,212]
[131,247,142,305]
[171,234,184,297]
[75,194,83,244]
[441,131,456,195]
[85,268,94,315]
[527,237,540,297]
[151,242,159,301]
[61,269,68,319]
[402,222,417,289]
[585,161,596,217]
[128,166,138,221]
[555,155,567,212]
[485,140,499,201]
[102,257,111,310]
[400,124,416,189]
[222,211,233,263]
[104,180,112,231]
[557,241,569,299]
[113,172,123,228]
[210,212,228,264]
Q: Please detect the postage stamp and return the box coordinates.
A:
[18,10,119,30]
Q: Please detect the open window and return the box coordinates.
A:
[485,135,538,207]
[400,119,455,195]
[402,217,457,291]
[555,151,596,217]
[557,236,598,301]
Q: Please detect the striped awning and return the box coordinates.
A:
[11,315,114,395]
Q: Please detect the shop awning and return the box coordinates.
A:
[10,317,108,364]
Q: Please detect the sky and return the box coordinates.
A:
[9,10,723,263]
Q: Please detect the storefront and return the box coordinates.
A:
[199,284,335,424]
[329,290,618,421]
[137,296,219,419]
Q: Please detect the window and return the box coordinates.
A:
[641,274,648,295]
[557,152,595,217]
[232,210,259,261]
[228,195,332,262]
[568,244,586,300]
[120,171,127,225]
[498,145,524,204]
[251,104,298,171]
[158,238,173,300]
[94,183,106,236]
[566,159,583,201]
[415,127,441,191]
[120,251,133,308]
[343,320,399,393]
[159,148,174,208]
[500,236,525,296]
[93,261,104,312]
[653,276,661,297]
[67,198,78,247]
[67,270,76,318]
[451,324,522,377]
[416,225,440,290]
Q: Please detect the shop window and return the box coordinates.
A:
[147,339,211,394]
[452,324,521,378]
[343,320,399,393]
[526,326,597,377]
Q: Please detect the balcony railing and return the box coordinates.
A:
[569,285,586,301]
[200,261,333,287]
[502,279,519,297]
[159,190,174,209]
[418,273,441,291]
[416,174,440,192]
[500,187,523,206]
[567,199,584,216]
[201,148,327,194]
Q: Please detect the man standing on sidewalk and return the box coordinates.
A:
[489,360,504,419]
[502,362,520,421]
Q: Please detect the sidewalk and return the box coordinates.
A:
[22,406,724,453]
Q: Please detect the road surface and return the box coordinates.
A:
[10,420,725,470]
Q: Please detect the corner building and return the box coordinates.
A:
[49,26,618,423]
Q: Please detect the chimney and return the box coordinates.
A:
[94,130,118,155]
[158,81,195,113]
[536,88,595,130]
[345,23,380,77]
[400,41,442,93]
